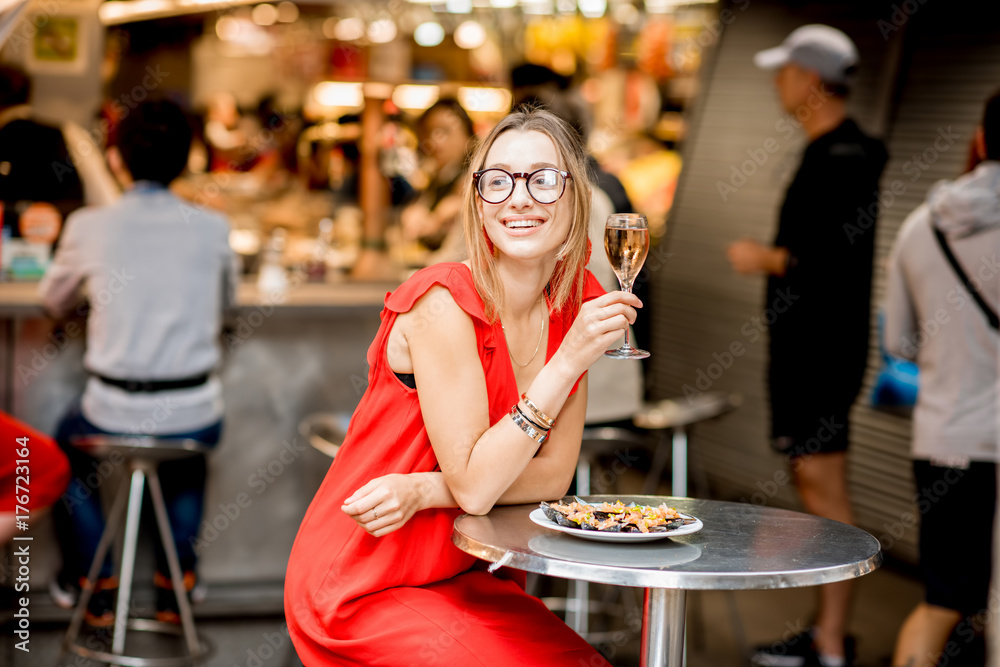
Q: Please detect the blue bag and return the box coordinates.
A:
[870,311,919,412]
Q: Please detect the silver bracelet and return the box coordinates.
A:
[509,405,549,444]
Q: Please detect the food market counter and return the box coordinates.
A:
[0,277,397,598]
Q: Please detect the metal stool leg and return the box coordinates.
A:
[576,457,591,496]
[61,473,132,654]
[147,467,202,659]
[671,428,688,498]
[567,457,591,636]
[113,466,148,655]
[643,430,672,495]
[567,579,589,637]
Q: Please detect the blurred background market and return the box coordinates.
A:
[2,0,1000,665]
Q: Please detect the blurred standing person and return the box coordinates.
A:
[401,99,475,263]
[885,91,1000,667]
[726,26,888,667]
[40,101,236,628]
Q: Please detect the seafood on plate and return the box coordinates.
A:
[539,498,697,534]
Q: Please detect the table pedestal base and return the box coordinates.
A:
[641,588,686,667]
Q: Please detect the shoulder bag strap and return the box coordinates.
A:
[931,217,1000,331]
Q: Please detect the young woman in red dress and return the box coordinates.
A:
[284,108,641,666]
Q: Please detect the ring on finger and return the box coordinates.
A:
[372,508,379,520]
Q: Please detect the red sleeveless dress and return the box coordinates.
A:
[285,262,610,666]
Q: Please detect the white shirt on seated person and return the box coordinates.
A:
[39,181,237,436]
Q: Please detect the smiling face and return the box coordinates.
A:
[476,129,574,263]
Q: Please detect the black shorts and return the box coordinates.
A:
[913,459,996,615]
[770,411,851,459]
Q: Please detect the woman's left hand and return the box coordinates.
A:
[341,473,426,538]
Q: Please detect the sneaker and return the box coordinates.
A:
[82,577,118,628]
[750,629,856,667]
[153,571,201,624]
[815,637,856,667]
[49,572,81,609]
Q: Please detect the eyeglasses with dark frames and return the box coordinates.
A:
[472,167,572,205]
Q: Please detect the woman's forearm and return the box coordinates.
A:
[496,456,574,505]
[409,472,458,511]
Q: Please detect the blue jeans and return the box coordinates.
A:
[52,400,222,581]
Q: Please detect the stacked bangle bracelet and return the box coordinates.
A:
[510,405,549,444]
[520,393,556,429]
[509,393,556,445]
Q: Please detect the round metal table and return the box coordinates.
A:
[452,495,882,667]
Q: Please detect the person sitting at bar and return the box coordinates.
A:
[39,100,236,627]
[284,108,640,665]
[401,98,476,263]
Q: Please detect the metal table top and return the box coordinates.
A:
[452,496,882,591]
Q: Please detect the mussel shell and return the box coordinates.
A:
[540,502,563,524]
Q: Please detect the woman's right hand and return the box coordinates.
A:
[557,291,642,375]
[341,473,429,538]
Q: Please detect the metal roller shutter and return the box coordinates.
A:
[651,0,1000,563]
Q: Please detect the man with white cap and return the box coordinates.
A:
[727,25,888,667]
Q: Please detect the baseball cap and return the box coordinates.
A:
[754,24,859,86]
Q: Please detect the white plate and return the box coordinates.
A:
[528,508,704,543]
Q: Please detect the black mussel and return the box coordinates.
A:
[592,511,612,521]
[579,522,598,530]
[540,502,563,524]
[661,519,684,531]
[552,512,579,528]
[598,523,625,533]
[621,524,640,533]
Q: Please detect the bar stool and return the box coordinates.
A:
[297,412,350,460]
[633,391,742,497]
[60,435,211,667]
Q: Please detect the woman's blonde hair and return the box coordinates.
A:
[462,107,593,322]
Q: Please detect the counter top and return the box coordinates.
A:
[0,279,399,319]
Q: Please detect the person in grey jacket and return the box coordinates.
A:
[884,90,1000,667]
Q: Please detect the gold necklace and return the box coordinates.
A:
[502,302,546,368]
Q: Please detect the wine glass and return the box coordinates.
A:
[604,213,650,359]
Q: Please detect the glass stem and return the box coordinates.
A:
[622,283,633,350]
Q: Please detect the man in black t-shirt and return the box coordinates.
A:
[726,25,887,667]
